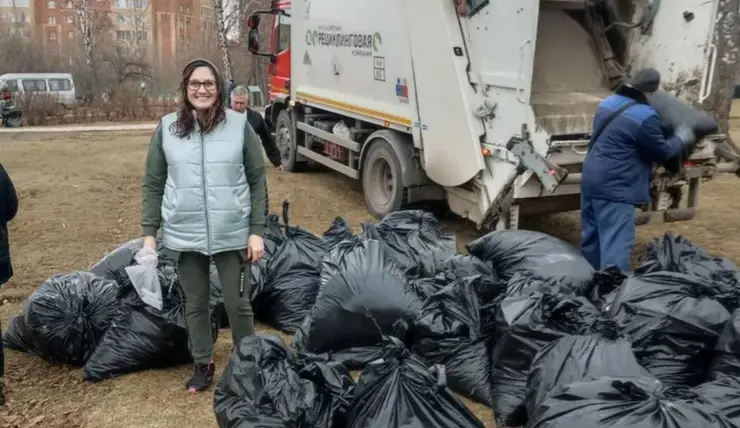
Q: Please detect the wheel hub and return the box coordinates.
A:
[369,157,394,207]
[276,126,292,162]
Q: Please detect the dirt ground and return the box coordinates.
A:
[1,117,740,428]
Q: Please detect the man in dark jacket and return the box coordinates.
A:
[230,85,282,169]
[580,68,697,272]
[0,160,18,406]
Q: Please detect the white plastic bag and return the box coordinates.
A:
[124,246,163,310]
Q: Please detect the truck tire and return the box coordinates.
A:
[275,110,306,172]
[361,139,408,218]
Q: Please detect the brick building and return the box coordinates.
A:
[29,0,212,69]
[0,0,33,37]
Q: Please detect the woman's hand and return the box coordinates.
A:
[143,235,157,250]
[246,235,264,263]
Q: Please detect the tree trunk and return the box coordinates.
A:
[74,0,99,95]
[213,0,234,81]
[702,0,740,159]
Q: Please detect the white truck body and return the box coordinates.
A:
[252,0,738,229]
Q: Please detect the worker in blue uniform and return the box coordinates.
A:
[580,68,698,272]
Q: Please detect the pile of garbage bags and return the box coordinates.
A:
[7,202,740,428]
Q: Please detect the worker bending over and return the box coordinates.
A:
[580,68,698,272]
[230,85,282,169]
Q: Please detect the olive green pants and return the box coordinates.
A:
[174,249,255,364]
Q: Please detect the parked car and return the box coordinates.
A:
[0,73,77,110]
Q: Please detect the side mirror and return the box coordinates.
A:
[248,28,260,54]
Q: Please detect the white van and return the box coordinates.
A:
[0,73,77,109]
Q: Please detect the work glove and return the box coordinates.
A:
[674,125,697,158]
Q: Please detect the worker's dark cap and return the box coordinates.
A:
[627,68,661,93]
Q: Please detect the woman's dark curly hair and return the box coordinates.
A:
[171,59,226,138]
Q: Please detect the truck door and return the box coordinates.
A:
[268,5,292,100]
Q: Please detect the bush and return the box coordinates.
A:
[20,87,178,126]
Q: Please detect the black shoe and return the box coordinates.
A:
[186,362,215,393]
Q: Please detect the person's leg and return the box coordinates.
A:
[176,250,215,392]
[593,199,636,272]
[580,195,601,270]
[212,250,255,346]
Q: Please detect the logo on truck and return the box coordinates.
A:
[305,25,381,57]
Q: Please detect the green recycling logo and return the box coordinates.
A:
[372,32,382,51]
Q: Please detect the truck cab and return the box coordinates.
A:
[248,0,739,230]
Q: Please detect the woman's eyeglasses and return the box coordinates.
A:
[188,80,217,91]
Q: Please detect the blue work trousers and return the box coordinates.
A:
[580,196,635,272]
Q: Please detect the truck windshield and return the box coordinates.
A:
[277,16,290,52]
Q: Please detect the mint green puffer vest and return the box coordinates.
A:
[160,109,251,255]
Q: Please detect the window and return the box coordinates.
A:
[65,0,72,7]
[67,31,73,39]
[185,5,189,13]
[67,15,73,23]
[117,14,125,24]
[22,79,47,92]
[47,0,56,8]
[48,79,72,91]
[137,30,147,41]
[4,80,18,92]
[49,31,57,39]
[48,15,56,24]
[116,29,132,40]
[277,22,290,53]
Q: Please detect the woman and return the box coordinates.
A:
[0,159,19,406]
[141,58,267,393]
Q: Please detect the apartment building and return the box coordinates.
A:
[29,0,212,69]
[0,0,33,37]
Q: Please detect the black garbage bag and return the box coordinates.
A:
[501,271,574,300]
[82,262,218,381]
[585,266,627,312]
[636,232,738,289]
[344,337,485,428]
[411,278,493,405]
[438,254,495,279]
[490,292,603,427]
[709,309,740,381]
[263,213,287,259]
[361,210,457,277]
[527,377,739,428]
[292,240,423,369]
[2,314,36,354]
[466,230,594,293]
[322,217,355,249]
[525,332,649,421]
[609,272,732,386]
[648,90,719,140]
[213,334,355,428]
[253,224,327,333]
[693,376,740,424]
[11,272,120,365]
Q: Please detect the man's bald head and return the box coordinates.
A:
[231,85,249,112]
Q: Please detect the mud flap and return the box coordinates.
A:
[506,136,568,193]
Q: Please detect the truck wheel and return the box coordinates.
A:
[362,139,408,218]
[275,109,306,172]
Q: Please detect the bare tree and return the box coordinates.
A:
[102,44,152,84]
[212,0,234,81]
[71,0,96,90]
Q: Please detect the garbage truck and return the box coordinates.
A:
[246,0,740,230]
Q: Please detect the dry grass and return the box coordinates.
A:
[1,122,740,428]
